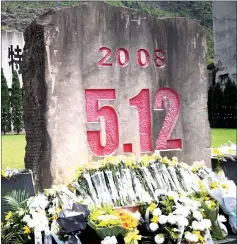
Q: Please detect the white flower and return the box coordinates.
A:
[167,191,179,200]
[185,232,199,243]
[158,215,167,224]
[179,196,191,204]
[31,211,49,231]
[192,220,206,231]
[168,214,177,225]
[27,219,36,228]
[149,222,159,232]
[202,219,212,229]
[191,234,199,242]
[193,210,203,221]
[173,206,190,217]
[192,221,201,230]
[218,215,227,223]
[154,234,165,244]
[184,232,193,242]
[177,216,189,227]
[23,214,31,223]
[28,194,49,210]
[132,211,141,220]
[48,207,56,215]
[153,208,162,216]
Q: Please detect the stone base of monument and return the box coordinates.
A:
[1,170,36,219]
[211,157,237,185]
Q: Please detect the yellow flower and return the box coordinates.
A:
[105,156,115,163]
[192,167,197,173]
[52,214,58,220]
[149,203,157,213]
[23,225,31,234]
[140,154,150,167]
[212,148,224,156]
[193,231,205,243]
[5,211,13,221]
[151,215,159,223]
[161,156,170,165]
[98,159,106,168]
[56,208,62,213]
[126,158,133,168]
[217,170,224,176]
[210,181,219,190]
[221,183,228,190]
[124,230,142,244]
[1,170,6,178]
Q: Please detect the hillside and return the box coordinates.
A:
[1,1,213,63]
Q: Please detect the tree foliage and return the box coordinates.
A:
[208,79,237,128]
[1,68,11,134]
[11,71,23,134]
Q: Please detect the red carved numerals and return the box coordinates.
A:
[98,47,112,66]
[154,87,182,150]
[116,48,129,67]
[154,49,165,68]
[85,89,119,156]
[130,89,152,152]
[85,87,182,155]
[98,47,165,68]
[137,49,150,67]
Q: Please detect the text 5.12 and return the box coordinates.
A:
[98,47,166,68]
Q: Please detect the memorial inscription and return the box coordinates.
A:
[85,87,181,157]
[98,47,165,67]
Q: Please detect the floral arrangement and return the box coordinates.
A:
[140,191,212,243]
[1,168,32,179]
[202,170,237,234]
[211,141,236,160]
[2,153,236,244]
[72,152,205,207]
[88,205,141,243]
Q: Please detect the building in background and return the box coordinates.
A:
[212,1,237,86]
[1,30,24,88]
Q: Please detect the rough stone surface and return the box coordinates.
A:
[23,2,211,189]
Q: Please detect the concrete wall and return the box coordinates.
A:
[1,31,24,87]
[212,2,237,83]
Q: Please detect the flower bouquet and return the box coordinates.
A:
[88,205,141,244]
[140,191,213,244]
[203,171,237,233]
[189,180,228,240]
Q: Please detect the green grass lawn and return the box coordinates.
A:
[211,128,236,148]
[2,134,26,170]
[1,129,236,169]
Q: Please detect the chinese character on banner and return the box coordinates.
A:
[8,44,23,74]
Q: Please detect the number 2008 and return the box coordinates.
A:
[98,47,166,68]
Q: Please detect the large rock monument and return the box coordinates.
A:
[23,2,211,189]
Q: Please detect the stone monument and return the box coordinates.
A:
[23,2,211,189]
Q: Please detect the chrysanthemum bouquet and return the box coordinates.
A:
[88,205,141,244]
[203,170,237,234]
[141,191,212,244]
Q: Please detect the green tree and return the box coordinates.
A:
[223,78,237,128]
[212,83,224,128]
[11,71,23,134]
[1,68,11,134]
